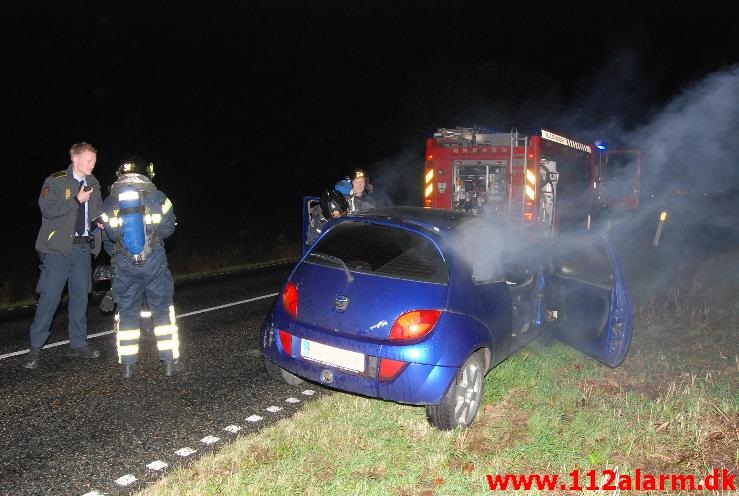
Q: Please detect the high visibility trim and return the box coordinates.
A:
[143,213,162,224]
[118,329,141,340]
[140,310,152,318]
[156,339,180,351]
[48,230,55,241]
[162,198,173,214]
[525,184,536,200]
[101,213,109,222]
[109,217,121,228]
[118,344,139,356]
[119,191,140,201]
[169,305,176,324]
[154,324,178,336]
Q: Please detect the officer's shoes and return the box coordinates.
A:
[23,348,42,369]
[120,363,135,379]
[67,346,101,359]
[164,359,180,377]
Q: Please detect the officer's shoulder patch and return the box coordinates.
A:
[41,186,50,198]
[51,170,67,179]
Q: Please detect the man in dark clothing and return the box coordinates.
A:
[345,168,376,214]
[24,142,104,369]
[101,160,179,378]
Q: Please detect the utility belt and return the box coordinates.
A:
[73,235,95,249]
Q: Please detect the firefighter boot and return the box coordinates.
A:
[120,363,135,379]
[23,348,42,369]
[164,359,180,377]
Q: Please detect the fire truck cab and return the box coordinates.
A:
[422,127,640,235]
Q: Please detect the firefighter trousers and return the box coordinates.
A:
[112,248,179,365]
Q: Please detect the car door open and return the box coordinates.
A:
[545,232,633,367]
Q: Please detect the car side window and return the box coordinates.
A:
[471,256,505,284]
[553,236,614,287]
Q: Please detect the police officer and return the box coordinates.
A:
[24,142,104,369]
[345,168,376,214]
[101,160,179,378]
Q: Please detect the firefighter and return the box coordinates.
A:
[345,168,375,214]
[101,160,179,378]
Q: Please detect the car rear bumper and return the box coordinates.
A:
[260,323,457,405]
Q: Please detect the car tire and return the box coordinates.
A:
[426,352,484,430]
[263,357,304,386]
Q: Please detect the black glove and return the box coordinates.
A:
[99,291,115,313]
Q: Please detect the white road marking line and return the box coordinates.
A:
[266,405,282,413]
[0,292,278,360]
[201,435,220,445]
[285,397,300,403]
[224,425,241,433]
[177,293,277,318]
[175,447,197,457]
[147,460,168,471]
[82,491,104,496]
[245,414,263,422]
[302,389,316,395]
[115,474,137,486]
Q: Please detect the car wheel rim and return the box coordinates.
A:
[453,360,481,426]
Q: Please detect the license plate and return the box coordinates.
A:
[300,338,365,373]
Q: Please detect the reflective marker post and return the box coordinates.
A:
[653,211,668,246]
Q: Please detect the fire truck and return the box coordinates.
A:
[422,127,640,235]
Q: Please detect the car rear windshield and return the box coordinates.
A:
[308,222,448,283]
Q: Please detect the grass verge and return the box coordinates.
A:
[137,248,738,495]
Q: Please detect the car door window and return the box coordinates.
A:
[553,236,614,288]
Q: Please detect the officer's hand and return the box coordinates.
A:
[77,187,93,204]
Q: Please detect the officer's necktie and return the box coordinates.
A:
[75,180,86,236]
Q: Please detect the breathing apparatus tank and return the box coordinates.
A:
[111,160,158,265]
[118,187,147,261]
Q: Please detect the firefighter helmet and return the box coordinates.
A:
[349,168,367,181]
[116,160,155,179]
[319,188,349,219]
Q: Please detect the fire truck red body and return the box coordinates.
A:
[422,127,640,235]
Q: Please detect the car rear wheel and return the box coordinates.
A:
[426,353,483,430]
[263,357,304,386]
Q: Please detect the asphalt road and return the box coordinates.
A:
[0,261,325,496]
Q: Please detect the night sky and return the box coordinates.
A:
[3,1,738,298]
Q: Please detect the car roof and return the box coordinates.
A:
[353,206,475,235]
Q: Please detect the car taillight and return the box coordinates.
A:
[282,282,298,319]
[277,329,292,355]
[388,310,441,341]
[378,358,407,381]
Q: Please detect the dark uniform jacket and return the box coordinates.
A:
[102,176,176,259]
[35,164,103,256]
[347,193,376,214]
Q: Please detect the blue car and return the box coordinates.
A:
[260,206,632,429]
